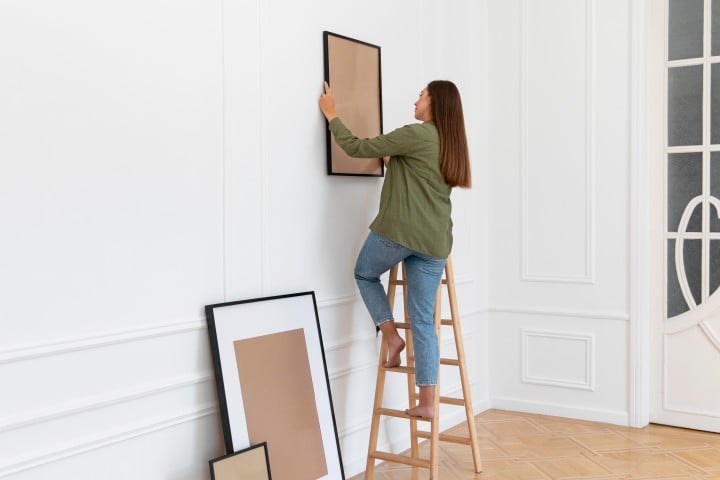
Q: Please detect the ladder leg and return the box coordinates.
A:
[364,341,387,480]
[402,262,421,462]
[364,263,401,480]
[429,286,442,479]
[445,257,483,473]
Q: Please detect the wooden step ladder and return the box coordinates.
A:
[364,256,482,479]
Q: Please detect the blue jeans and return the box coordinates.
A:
[354,232,446,386]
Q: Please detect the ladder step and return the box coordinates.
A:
[406,395,464,405]
[439,396,465,406]
[389,279,448,286]
[380,349,457,370]
[416,431,472,445]
[375,407,431,422]
[369,451,431,468]
[385,365,415,374]
[396,320,455,328]
[440,358,460,366]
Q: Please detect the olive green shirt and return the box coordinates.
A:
[328,117,452,258]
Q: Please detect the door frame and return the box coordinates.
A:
[629,0,653,429]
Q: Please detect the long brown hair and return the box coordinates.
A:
[427,80,471,188]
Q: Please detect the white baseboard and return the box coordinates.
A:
[474,398,492,416]
[490,396,630,426]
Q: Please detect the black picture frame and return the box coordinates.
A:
[209,442,272,480]
[205,292,345,480]
[323,31,384,177]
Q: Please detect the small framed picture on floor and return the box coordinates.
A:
[209,442,271,480]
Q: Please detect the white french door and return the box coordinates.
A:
[650,0,720,433]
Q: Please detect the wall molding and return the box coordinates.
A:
[0,373,213,434]
[326,333,476,378]
[0,306,485,369]
[520,0,596,284]
[329,359,378,381]
[220,0,228,300]
[322,307,486,354]
[454,273,475,285]
[315,272,476,311]
[0,404,218,478]
[323,332,378,354]
[316,293,358,309]
[0,318,206,365]
[490,305,629,321]
[521,329,595,391]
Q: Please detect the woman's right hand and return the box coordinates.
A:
[319,81,337,122]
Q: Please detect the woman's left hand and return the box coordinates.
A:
[319,82,337,122]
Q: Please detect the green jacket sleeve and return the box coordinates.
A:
[328,117,424,158]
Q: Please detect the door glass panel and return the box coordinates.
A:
[712,203,720,231]
[667,239,704,317]
[668,152,703,232]
[684,239,703,306]
[712,153,720,231]
[667,1,715,319]
[668,239,690,317]
[712,240,720,297]
[669,65,703,146]
[669,0,704,60]
[714,0,720,56]
[712,64,720,144]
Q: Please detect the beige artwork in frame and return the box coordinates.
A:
[209,442,271,480]
[323,31,384,177]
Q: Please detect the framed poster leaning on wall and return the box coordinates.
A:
[205,292,344,480]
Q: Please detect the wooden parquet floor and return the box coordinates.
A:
[350,409,720,479]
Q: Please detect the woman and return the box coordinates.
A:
[319,80,471,419]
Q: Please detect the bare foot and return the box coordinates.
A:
[405,405,435,419]
[383,335,405,368]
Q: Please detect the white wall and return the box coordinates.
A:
[0,0,489,479]
[2,0,646,477]
[487,0,635,425]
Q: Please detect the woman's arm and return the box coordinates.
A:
[328,118,418,158]
[319,82,421,159]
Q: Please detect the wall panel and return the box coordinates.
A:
[0,0,224,344]
[0,0,489,478]
[521,329,595,390]
[522,0,594,283]
[488,0,631,426]
[490,312,628,425]
[0,327,218,478]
